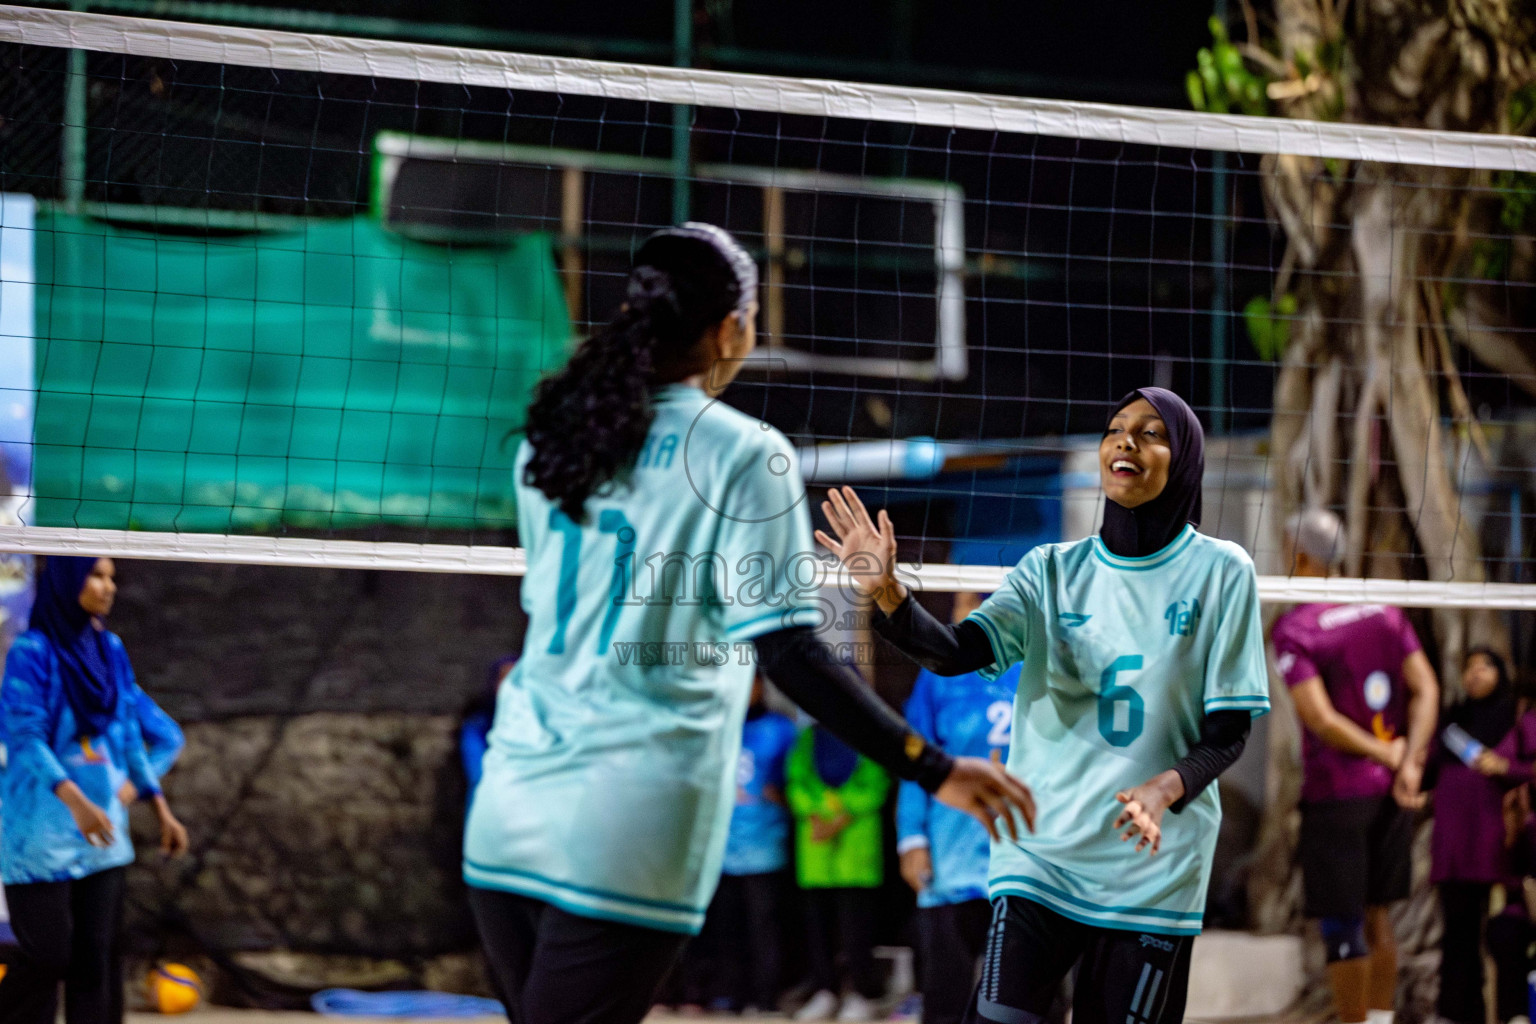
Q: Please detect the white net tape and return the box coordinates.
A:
[1,5,1534,608]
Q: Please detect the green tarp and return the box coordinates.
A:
[33,214,570,533]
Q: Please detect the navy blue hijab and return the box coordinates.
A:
[30,556,118,736]
[1101,388,1205,558]
[812,726,859,787]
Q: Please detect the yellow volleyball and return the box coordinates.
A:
[146,963,203,1014]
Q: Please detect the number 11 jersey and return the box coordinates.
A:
[464,383,823,934]
[967,526,1270,935]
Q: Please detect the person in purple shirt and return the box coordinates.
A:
[1273,509,1440,1024]
[1427,647,1536,1024]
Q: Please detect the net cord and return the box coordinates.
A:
[2,525,1533,609]
[2,6,1534,607]
[1,4,1534,172]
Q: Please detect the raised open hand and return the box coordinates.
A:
[814,486,903,610]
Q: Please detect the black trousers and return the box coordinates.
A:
[714,872,786,1009]
[804,887,881,999]
[1485,911,1534,1024]
[962,896,1193,1024]
[1438,882,1492,1024]
[919,899,993,1024]
[0,867,127,1024]
[468,886,687,1024]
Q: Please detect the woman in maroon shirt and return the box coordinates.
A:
[1430,647,1536,1024]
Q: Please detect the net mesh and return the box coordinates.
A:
[0,6,1533,616]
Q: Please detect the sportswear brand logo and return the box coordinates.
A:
[1059,612,1091,627]
[1164,599,1201,637]
[1138,934,1175,951]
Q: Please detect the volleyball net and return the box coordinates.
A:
[0,4,1534,612]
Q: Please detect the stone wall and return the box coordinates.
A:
[104,558,523,995]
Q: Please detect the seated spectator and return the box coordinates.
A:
[1430,647,1536,1024]
[787,722,889,1022]
[897,592,1021,1024]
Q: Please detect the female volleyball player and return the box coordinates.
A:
[462,223,1035,1024]
[818,388,1271,1024]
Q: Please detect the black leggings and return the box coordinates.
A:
[920,899,994,1024]
[703,872,786,1007]
[1438,882,1492,1024]
[468,886,688,1024]
[0,867,127,1024]
[804,887,881,998]
[963,896,1193,1024]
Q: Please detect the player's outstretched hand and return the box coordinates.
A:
[815,486,900,604]
[936,755,1036,842]
[1113,771,1183,856]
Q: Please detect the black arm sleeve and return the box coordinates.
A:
[754,626,954,792]
[868,592,997,676]
[1169,710,1251,813]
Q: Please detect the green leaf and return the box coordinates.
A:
[1186,71,1207,112]
[1243,294,1295,361]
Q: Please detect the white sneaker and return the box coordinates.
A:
[835,992,876,1021]
[1509,1016,1531,1024]
[795,990,840,1021]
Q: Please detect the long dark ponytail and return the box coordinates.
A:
[524,223,757,522]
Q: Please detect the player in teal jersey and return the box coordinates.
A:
[818,388,1270,1024]
[463,223,1035,1024]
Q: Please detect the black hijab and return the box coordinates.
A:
[1450,647,1517,748]
[1100,387,1205,558]
[30,555,118,737]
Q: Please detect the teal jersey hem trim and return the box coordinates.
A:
[988,873,1204,924]
[1090,526,1197,571]
[726,606,823,640]
[1205,696,1272,717]
[462,859,705,914]
[990,884,1203,937]
[463,863,704,935]
[464,870,701,935]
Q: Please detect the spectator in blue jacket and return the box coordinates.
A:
[896,592,1022,1024]
[0,556,189,1024]
[0,659,185,1023]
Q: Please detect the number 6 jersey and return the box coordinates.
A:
[967,525,1270,935]
[464,383,823,934]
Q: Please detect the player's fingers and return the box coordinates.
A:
[877,508,896,548]
[843,486,874,527]
[984,788,1021,842]
[1115,790,1132,804]
[970,800,1002,843]
[823,493,852,533]
[813,529,846,559]
[991,768,1035,833]
[827,487,856,528]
